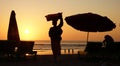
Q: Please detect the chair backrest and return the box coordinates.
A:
[17,41,34,54]
[85,42,102,53]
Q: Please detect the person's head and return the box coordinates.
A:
[52,19,58,27]
[105,35,111,39]
[104,35,114,41]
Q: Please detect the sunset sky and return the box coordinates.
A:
[0,0,120,42]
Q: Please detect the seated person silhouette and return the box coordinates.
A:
[103,35,114,50]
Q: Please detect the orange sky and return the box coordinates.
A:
[0,0,120,42]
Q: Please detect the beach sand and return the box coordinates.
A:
[0,54,120,66]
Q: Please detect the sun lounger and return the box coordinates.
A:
[0,40,37,60]
[78,42,103,59]
[0,40,17,58]
[85,42,103,57]
[85,42,102,53]
[16,41,37,59]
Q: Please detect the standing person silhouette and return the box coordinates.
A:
[47,13,63,62]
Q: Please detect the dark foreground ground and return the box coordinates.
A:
[0,54,120,66]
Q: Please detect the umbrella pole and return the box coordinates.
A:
[87,32,89,43]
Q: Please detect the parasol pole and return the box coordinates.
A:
[86,32,89,43]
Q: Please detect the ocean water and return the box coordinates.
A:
[33,40,87,55]
[34,40,86,50]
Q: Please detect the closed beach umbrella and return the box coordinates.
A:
[7,10,20,41]
[65,13,116,42]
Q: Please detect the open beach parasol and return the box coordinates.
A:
[7,10,20,41]
[65,13,116,43]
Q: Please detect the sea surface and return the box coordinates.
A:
[33,40,87,55]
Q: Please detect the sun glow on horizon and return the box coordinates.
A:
[19,26,35,40]
[24,29,29,34]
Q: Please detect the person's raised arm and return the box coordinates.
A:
[58,13,63,27]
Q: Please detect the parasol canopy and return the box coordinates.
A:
[7,10,20,41]
[65,13,116,42]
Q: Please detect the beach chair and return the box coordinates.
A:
[79,42,102,59]
[78,42,102,59]
[16,41,37,59]
[85,42,102,53]
[0,40,16,58]
[108,42,120,58]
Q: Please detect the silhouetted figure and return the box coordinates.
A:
[103,35,114,49]
[46,13,63,62]
[7,10,20,41]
